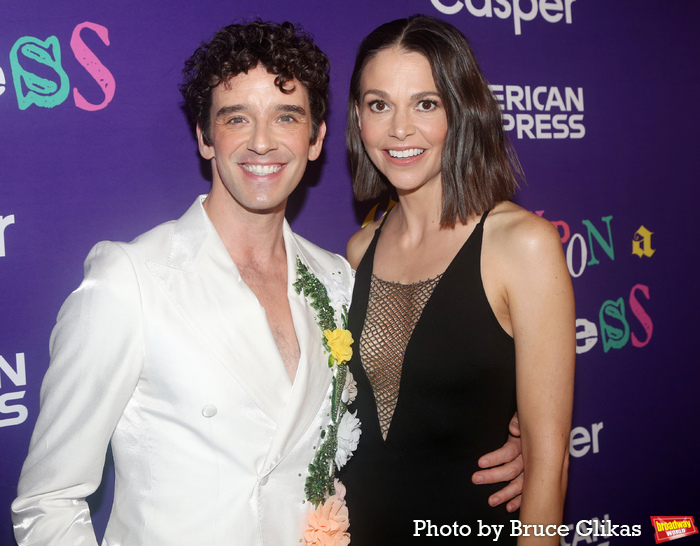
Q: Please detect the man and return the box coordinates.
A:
[12,20,522,545]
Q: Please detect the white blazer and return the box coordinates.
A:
[12,196,354,545]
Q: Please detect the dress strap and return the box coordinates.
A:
[478,209,491,226]
[376,206,393,232]
[362,205,393,253]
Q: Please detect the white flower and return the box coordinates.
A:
[335,410,361,469]
[333,478,347,502]
[318,272,351,307]
[342,371,357,405]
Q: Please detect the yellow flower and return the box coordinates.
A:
[324,328,353,364]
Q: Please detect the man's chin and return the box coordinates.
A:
[240,197,289,216]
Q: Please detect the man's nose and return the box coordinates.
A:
[248,122,278,154]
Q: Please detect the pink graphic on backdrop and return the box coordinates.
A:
[629,284,653,348]
[70,22,115,111]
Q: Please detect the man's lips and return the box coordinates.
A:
[240,163,283,175]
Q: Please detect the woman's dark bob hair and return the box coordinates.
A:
[347,15,523,226]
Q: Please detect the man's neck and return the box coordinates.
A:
[202,188,288,267]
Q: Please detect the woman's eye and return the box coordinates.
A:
[369,100,387,113]
[418,100,438,111]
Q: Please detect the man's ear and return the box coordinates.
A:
[197,125,214,160]
[308,120,327,161]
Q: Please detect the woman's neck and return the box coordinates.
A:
[392,181,446,242]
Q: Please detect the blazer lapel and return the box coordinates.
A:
[259,221,333,475]
[146,197,292,423]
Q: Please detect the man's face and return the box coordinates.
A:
[198,65,325,216]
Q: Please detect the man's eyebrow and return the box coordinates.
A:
[214,104,308,118]
[276,104,307,116]
[215,105,245,119]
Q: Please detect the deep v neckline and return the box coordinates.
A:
[357,210,490,442]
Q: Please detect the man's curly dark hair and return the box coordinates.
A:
[180,20,330,145]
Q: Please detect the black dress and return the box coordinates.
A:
[340,211,518,544]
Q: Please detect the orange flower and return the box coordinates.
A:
[305,495,350,546]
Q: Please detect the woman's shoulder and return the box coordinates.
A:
[486,201,563,260]
[346,219,382,269]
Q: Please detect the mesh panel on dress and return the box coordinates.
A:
[360,273,442,440]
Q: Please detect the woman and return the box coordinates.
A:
[339,16,575,544]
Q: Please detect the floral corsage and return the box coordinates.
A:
[293,258,361,546]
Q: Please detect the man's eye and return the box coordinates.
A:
[279,114,296,122]
[227,117,246,124]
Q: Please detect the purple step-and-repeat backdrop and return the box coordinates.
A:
[1,0,698,544]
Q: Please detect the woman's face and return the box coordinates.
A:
[356,47,448,196]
